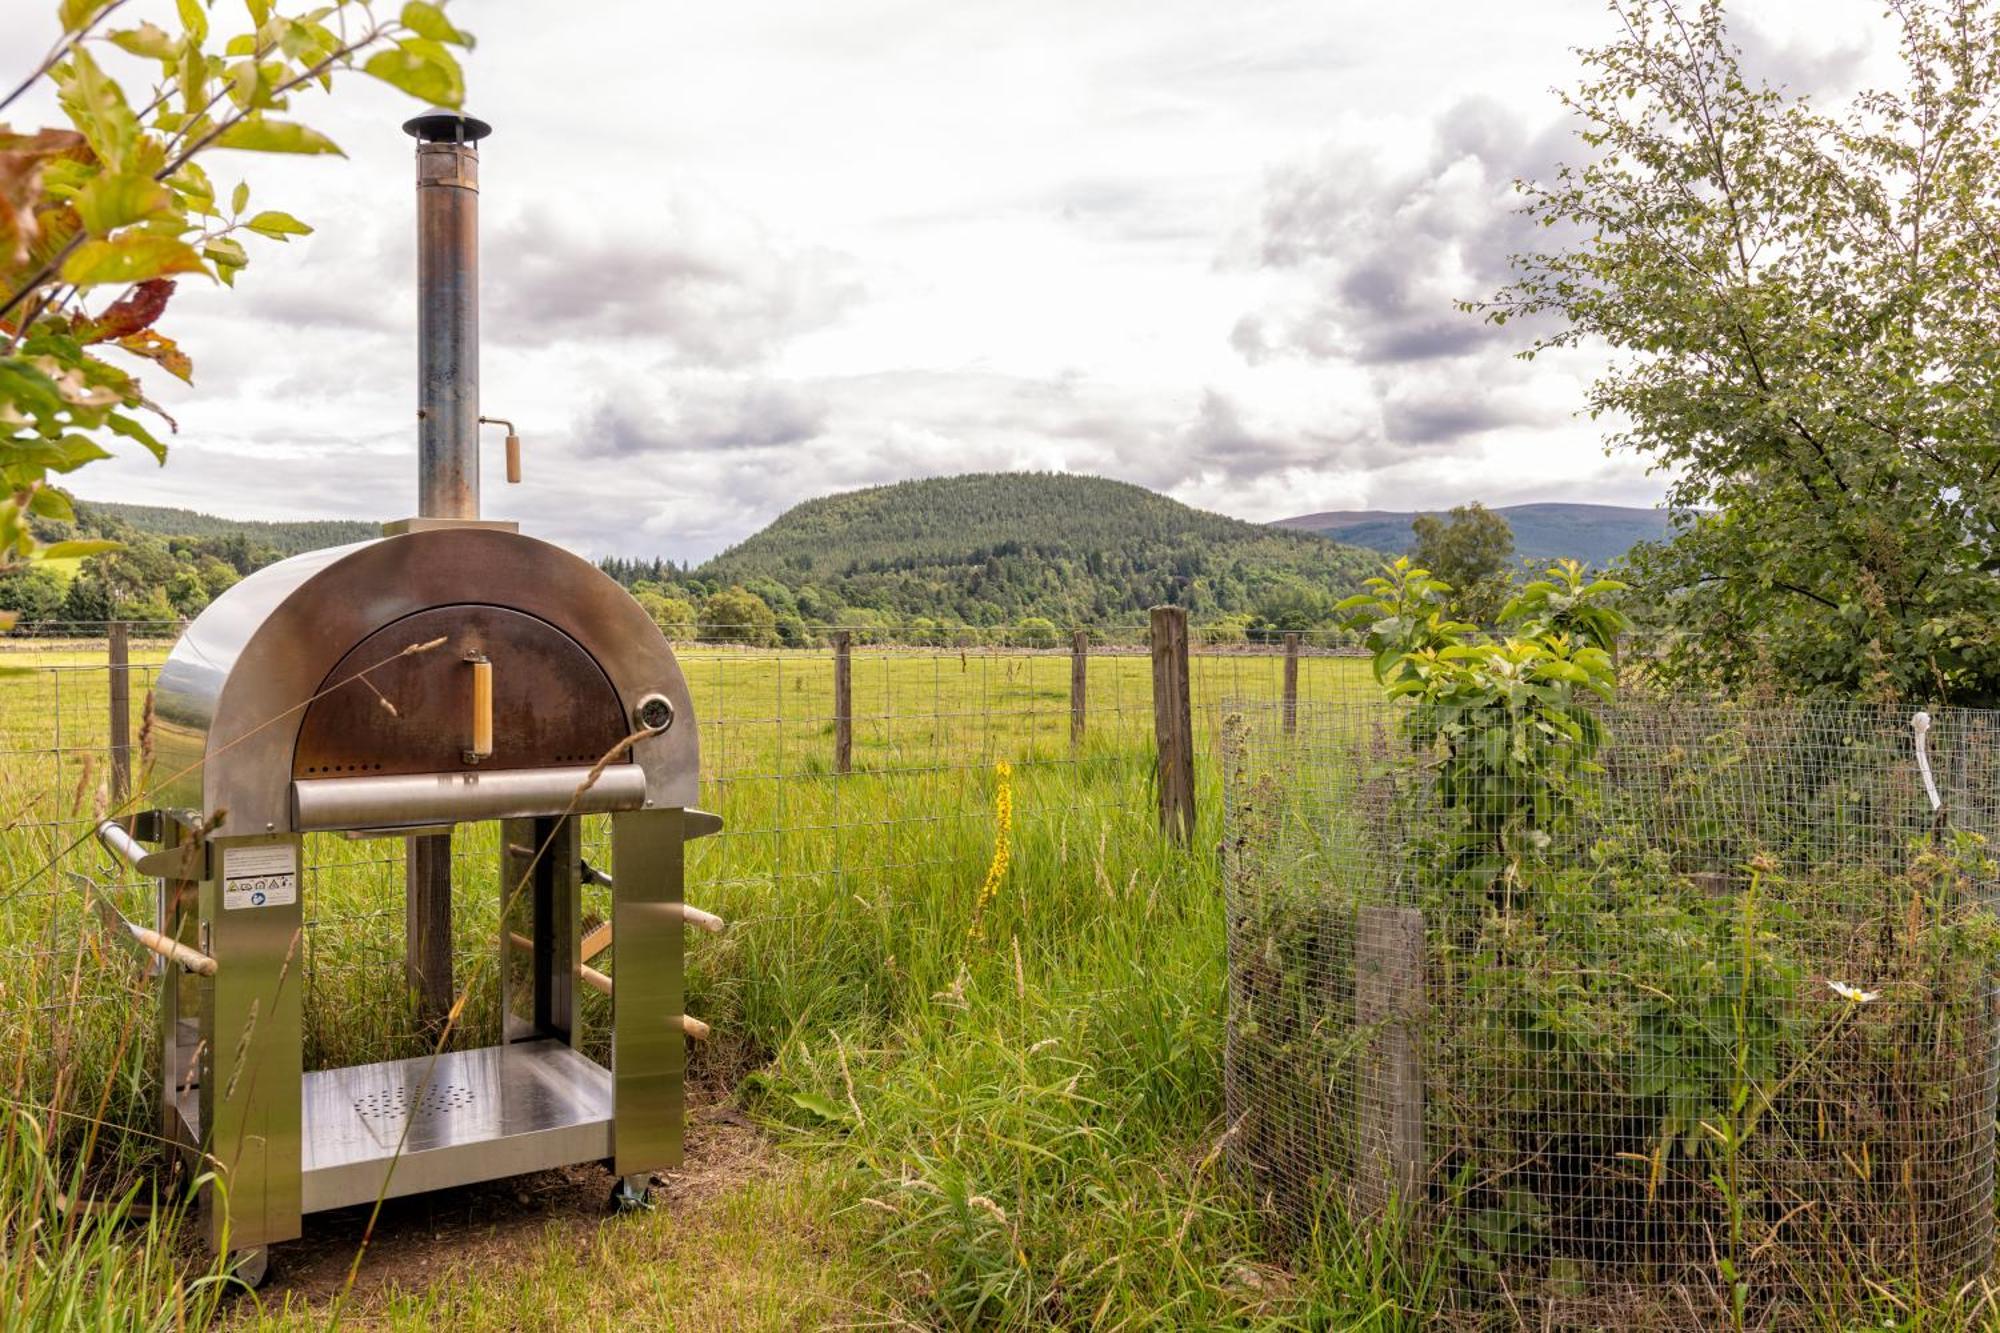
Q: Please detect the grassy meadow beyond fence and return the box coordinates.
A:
[0,626,1448,1329]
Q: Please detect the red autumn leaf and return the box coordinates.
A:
[86,277,176,341]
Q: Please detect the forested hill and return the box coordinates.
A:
[0,500,383,627]
[71,501,378,556]
[693,472,1378,627]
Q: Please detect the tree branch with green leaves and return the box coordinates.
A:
[1473,0,2000,706]
[0,0,475,628]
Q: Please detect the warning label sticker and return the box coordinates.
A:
[224,842,297,911]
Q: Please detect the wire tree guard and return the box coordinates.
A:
[1222,698,2000,1328]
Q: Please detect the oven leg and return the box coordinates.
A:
[534,815,581,1044]
[500,815,582,1045]
[609,808,685,1179]
[404,832,454,1030]
[158,819,200,1157]
[199,835,305,1258]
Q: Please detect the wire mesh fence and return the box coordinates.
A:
[1222,695,2000,1326]
[0,619,1371,1122]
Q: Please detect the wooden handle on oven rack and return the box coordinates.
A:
[129,921,218,976]
[507,930,612,994]
[85,876,218,977]
[577,905,724,966]
[505,931,708,1038]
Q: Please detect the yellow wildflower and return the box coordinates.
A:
[966,761,1013,945]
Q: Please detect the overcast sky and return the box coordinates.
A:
[6,0,1893,561]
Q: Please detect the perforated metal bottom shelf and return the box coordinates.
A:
[301,1039,611,1213]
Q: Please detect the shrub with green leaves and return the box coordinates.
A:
[1225,558,2000,1325]
[1338,557,1626,903]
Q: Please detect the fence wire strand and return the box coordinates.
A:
[1223,696,2000,1328]
[0,622,1369,1073]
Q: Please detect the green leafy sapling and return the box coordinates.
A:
[1339,557,1629,903]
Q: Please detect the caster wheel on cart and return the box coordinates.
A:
[609,1174,654,1214]
[228,1246,271,1290]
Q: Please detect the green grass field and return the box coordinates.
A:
[0,639,1409,1330]
[3,640,1989,1330]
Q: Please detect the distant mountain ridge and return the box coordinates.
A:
[73,500,378,557]
[1273,502,1674,568]
[695,471,1379,625]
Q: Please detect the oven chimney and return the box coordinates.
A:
[403,110,492,521]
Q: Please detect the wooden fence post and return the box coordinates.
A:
[1150,606,1194,842]
[107,620,130,805]
[1355,905,1425,1220]
[1070,629,1088,750]
[406,833,454,1026]
[1282,631,1300,735]
[833,630,852,775]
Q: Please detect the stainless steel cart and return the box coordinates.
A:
[89,110,721,1285]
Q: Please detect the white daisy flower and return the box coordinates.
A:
[1827,980,1880,1004]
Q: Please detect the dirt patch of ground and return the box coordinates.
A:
[245,1091,787,1315]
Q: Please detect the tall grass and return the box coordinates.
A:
[0,1107,229,1331]
[1,643,1993,1328]
[715,757,1487,1330]
[749,770,1271,1326]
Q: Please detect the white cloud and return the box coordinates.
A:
[0,0,1895,559]
[486,200,864,366]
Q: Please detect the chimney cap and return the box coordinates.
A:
[402,110,493,144]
